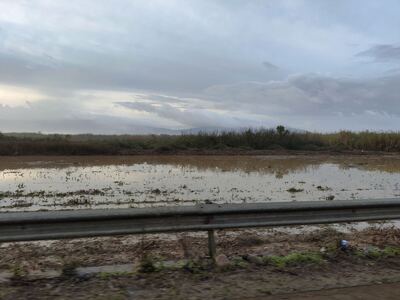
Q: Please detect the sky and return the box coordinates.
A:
[1,0,400,134]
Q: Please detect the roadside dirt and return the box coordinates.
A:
[2,252,400,299]
[2,225,400,299]
[264,282,400,300]
[1,225,399,270]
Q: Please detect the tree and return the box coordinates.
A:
[276,125,289,136]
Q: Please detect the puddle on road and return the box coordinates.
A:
[0,155,399,211]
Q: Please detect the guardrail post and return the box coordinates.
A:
[208,229,216,260]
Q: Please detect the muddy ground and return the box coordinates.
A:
[2,225,400,299]
[3,258,400,300]
[1,224,399,270]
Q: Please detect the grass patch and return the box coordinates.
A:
[263,252,324,268]
[287,187,304,193]
[61,260,80,277]
[138,255,159,273]
[354,246,400,259]
[10,264,27,279]
[183,259,212,273]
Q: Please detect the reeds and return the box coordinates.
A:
[0,127,399,155]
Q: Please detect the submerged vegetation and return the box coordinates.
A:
[1,126,400,155]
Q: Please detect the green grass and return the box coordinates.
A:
[1,126,400,155]
[354,246,400,259]
[263,252,324,268]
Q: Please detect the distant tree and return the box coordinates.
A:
[276,125,289,136]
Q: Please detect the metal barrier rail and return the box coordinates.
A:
[1,198,400,257]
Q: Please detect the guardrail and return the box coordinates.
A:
[1,198,400,257]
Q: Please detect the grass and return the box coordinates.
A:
[263,252,324,268]
[10,264,27,279]
[8,246,400,281]
[354,246,400,259]
[138,255,159,273]
[137,254,324,273]
[1,127,400,155]
[287,187,304,193]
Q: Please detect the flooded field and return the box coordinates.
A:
[0,155,400,211]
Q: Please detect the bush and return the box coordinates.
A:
[0,128,399,155]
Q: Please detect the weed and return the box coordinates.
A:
[263,252,324,268]
[355,246,400,259]
[61,260,80,277]
[231,257,249,268]
[2,128,400,155]
[10,264,27,279]
[138,255,158,273]
[317,186,332,191]
[287,187,304,193]
[183,259,212,273]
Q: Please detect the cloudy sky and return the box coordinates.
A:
[1,0,400,133]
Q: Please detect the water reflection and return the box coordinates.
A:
[0,155,399,211]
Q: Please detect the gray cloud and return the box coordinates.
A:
[115,101,251,129]
[2,71,400,133]
[0,1,291,97]
[0,101,177,134]
[113,72,400,131]
[262,61,280,70]
[204,73,400,117]
[356,44,400,62]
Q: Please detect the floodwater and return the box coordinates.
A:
[0,155,400,211]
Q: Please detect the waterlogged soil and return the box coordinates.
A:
[0,225,399,274]
[2,226,400,299]
[0,155,400,211]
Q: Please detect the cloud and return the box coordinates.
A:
[2,71,400,133]
[204,73,400,117]
[115,101,255,129]
[0,0,378,98]
[356,44,400,62]
[262,61,280,70]
[1,1,400,133]
[0,99,178,134]
[114,71,400,131]
[0,84,46,106]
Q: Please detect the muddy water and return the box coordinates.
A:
[0,155,400,211]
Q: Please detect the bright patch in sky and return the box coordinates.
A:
[0,84,45,107]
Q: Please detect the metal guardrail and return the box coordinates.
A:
[1,198,400,257]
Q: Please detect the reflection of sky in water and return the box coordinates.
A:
[0,156,400,211]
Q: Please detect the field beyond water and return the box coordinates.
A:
[1,128,400,155]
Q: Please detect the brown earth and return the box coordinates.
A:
[2,251,400,299]
[2,226,400,299]
[2,225,398,270]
